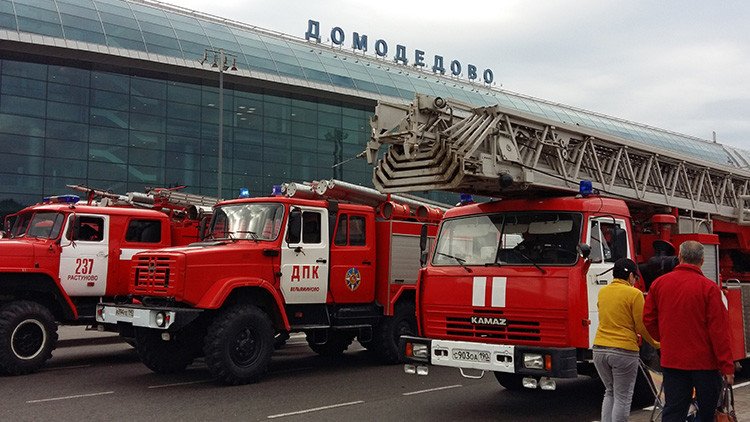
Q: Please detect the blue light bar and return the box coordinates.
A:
[238,187,250,198]
[43,194,80,204]
[271,185,282,196]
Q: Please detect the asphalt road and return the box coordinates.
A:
[0,331,665,421]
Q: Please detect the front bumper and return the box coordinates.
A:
[95,303,202,331]
[401,335,578,378]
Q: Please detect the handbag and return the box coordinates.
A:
[715,382,738,422]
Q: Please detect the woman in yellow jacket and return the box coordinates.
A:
[593,258,659,422]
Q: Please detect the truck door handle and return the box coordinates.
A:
[595,279,608,285]
[316,258,327,264]
[362,261,372,265]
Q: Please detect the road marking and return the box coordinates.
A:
[147,380,212,389]
[27,391,114,403]
[267,400,364,419]
[402,384,462,396]
[41,364,92,371]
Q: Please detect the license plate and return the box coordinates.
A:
[115,307,134,318]
[452,349,491,363]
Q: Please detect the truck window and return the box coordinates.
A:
[589,221,604,263]
[333,214,366,246]
[334,214,348,246]
[349,216,366,246]
[125,219,162,243]
[210,203,285,240]
[302,211,321,244]
[434,212,582,266]
[588,219,627,263]
[70,216,104,242]
[25,212,65,239]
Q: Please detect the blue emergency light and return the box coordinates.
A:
[458,193,474,206]
[43,194,80,204]
[238,187,250,198]
[579,180,594,197]
[271,185,283,196]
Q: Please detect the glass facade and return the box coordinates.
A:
[0,0,747,215]
[0,57,374,213]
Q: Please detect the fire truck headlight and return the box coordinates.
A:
[523,353,544,369]
[155,311,166,327]
[412,343,429,359]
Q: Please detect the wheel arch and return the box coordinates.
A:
[387,286,416,316]
[220,285,290,331]
[0,273,76,321]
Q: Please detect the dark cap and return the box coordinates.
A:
[613,258,639,280]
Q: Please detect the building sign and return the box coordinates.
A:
[305,20,494,85]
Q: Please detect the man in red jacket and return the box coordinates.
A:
[643,240,734,422]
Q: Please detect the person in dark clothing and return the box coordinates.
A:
[643,240,734,422]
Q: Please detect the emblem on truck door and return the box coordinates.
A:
[345,267,361,291]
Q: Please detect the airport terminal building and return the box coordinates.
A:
[1,0,749,213]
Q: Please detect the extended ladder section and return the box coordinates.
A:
[281,179,449,222]
[366,95,750,222]
[67,184,220,218]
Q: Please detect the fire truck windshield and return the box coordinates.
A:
[10,211,65,239]
[209,203,285,241]
[432,212,582,267]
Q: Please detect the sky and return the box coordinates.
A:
[163,0,750,151]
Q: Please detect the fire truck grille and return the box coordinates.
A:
[133,256,174,294]
[425,307,568,346]
[445,316,541,341]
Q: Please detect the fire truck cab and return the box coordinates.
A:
[0,189,213,376]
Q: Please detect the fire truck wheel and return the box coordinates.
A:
[134,329,196,373]
[371,302,416,363]
[493,372,525,391]
[204,305,274,385]
[306,331,354,357]
[0,301,58,375]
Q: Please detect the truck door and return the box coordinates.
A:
[329,213,375,304]
[586,217,630,346]
[280,207,330,304]
[60,214,109,297]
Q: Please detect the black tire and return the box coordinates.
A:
[370,302,416,363]
[306,331,354,357]
[0,301,58,375]
[494,372,525,391]
[134,328,196,374]
[204,305,274,385]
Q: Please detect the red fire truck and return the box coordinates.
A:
[0,186,217,375]
[364,94,750,395]
[96,179,444,385]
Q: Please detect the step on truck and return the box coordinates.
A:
[96,179,444,385]
[0,186,217,375]
[364,94,750,399]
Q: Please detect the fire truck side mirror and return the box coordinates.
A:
[286,207,302,246]
[69,216,80,241]
[198,216,210,240]
[419,224,429,267]
[578,243,591,259]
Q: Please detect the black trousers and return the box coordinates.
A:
[661,367,722,422]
